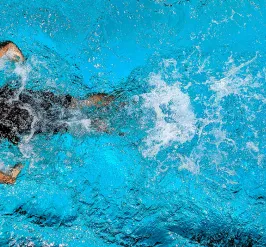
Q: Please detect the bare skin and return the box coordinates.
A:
[70,93,115,108]
[0,41,25,62]
[0,164,23,184]
[0,41,114,184]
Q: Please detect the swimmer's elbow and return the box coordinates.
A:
[7,42,25,62]
[0,41,25,62]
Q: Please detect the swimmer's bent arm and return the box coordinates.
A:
[0,164,23,184]
[0,41,25,62]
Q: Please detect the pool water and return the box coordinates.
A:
[0,1,265,246]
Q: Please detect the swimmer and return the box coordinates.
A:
[0,41,115,184]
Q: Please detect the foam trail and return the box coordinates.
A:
[177,154,200,174]
[63,116,94,135]
[209,53,258,99]
[67,118,92,132]
[140,73,196,158]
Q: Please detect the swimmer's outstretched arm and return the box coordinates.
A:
[0,164,23,184]
[69,94,117,133]
[70,93,115,108]
[0,41,25,62]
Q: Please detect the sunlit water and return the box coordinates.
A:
[0,1,265,246]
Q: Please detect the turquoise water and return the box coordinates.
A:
[0,0,265,246]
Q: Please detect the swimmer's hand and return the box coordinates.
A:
[1,163,24,184]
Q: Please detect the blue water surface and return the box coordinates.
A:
[0,0,265,246]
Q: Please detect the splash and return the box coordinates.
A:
[12,62,32,101]
[140,73,197,158]
[208,53,258,99]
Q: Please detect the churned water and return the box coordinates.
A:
[0,0,265,246]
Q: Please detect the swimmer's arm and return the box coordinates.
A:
[70,93,115,108]
[0,171,15,184]
[0,41,25,62]
[0,164,23,184]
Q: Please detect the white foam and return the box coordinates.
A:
[66,117,93,134]
[7,62,32,103]
[208,53,258,99]
[20,103,39,143]
[177,154,200,174]
[0,57,8,70]
[0,162,5,172]
[79,119,92,131]
[18,142,34,159]
[140,73,197,158]
[246,142,259,153]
